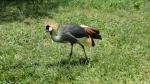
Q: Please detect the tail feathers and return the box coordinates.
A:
[80,25,102,40]
[85,28,102,39]
[91,38,95,47]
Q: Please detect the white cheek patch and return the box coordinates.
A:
[80,24,88,28]
[49,27,53,31]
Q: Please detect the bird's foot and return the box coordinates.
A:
[85,58,90,64]
[79,58,89,65]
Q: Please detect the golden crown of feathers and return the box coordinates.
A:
[45,20,58,30]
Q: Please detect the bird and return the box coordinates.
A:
[45,22,102,62]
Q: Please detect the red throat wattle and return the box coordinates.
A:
[50,32,52,35]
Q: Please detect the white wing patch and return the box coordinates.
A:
[80,25,89,28]
[76,37,91,46]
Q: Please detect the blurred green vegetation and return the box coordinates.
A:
[0,0,71,22]
[0,0,150,83]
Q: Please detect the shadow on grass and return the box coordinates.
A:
[46,58,90,68]
[0,0,71,23]
[1,58,89,71]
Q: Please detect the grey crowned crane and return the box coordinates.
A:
[45,22,102,62]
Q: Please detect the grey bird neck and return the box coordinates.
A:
[51,30,62,42]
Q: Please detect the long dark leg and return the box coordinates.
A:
[68,43,74,62]
[79,43,88,60]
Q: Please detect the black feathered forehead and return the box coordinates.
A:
[46,25,50,30]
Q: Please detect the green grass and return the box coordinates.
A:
[0,0,150,83]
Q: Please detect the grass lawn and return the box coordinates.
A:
[0,0,150,83]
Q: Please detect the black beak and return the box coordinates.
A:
[45,30,49,33]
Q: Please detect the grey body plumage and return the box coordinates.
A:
[45,24,102,62]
